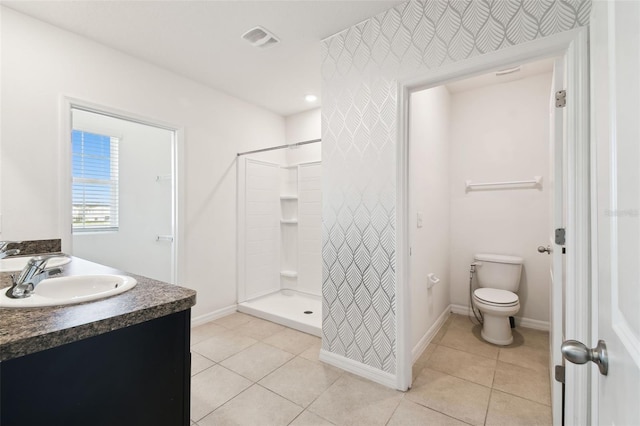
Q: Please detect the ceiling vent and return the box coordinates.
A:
[241,26,280,49]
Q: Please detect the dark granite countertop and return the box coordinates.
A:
[0,256,196,361]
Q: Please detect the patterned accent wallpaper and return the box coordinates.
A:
[321,0,590,375]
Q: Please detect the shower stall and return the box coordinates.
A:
[236,140,322,336]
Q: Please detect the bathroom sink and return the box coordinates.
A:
[0,256,71,272]
[0,274,137,308]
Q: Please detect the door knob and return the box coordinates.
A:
[537,245,552,254]
[561,339,608,375]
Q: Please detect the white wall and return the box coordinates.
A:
[285,108,321,143]
[0,8,286,319]
[449,72,552,324]
[409,86,451,353]
[285,108,321,165]
[71,109,173,283]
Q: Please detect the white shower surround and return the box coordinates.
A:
[237,154,323,336]
[320,0,590,377]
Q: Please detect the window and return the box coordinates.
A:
[72,130,119,232]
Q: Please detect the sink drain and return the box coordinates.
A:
[304,311,313,314]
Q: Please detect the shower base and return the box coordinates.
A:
[237,290,321,337]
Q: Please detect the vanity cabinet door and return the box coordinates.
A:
[0,310,191,426]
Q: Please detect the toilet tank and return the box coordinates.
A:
[474,253,523,292]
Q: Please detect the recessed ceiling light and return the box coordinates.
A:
[305,94,318,102]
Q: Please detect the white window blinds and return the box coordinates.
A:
[72,130,119,232]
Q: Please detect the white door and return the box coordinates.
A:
[589,1,640,424]
[549,56,566,426]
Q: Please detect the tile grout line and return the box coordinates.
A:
[190,361,217,379]
[286,410,306,426]
[190,348,218,365]
[252,383,306,422]
[495,353,551,374]
[489,384,553,408]
[197,382,255,423]
[262,355,345,412]
[436,339,500,361]
[383,395,404,426]
[483,387,494,426]
[404,393,477,426]
[489,356,497,390]
[426,344,499,387]
[420,366,496,391]
[191,363,256,423]
[420,360,550,408]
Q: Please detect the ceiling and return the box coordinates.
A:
[2,0,403,117]
[445,58,554,93]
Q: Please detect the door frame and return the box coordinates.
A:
[60,97,184,286]
[395,27,590,425]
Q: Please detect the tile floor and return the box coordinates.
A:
[190,312,552,426]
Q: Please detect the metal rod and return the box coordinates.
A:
[237,138,321,157]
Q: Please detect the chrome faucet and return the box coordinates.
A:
[6,254,71,299]
[0,241,22,259]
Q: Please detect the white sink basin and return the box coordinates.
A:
[0,256,71,272]
[0,274,137,308]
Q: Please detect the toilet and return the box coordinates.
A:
[472,253,523,345]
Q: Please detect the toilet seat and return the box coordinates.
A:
[474,288,519,307]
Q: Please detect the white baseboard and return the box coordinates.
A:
[191,304,238,327]
[412,307,451,363]
[319,349,397,389]
[514,316,550,331]
[450,303,549,331]
[450,303,472,316]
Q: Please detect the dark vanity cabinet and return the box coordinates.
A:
[0,310,191,426]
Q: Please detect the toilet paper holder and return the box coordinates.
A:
[427,273,440,288]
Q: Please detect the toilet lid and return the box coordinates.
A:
[474,288,519,306]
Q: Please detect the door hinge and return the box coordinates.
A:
[555,90,567,108]
[555,228,566,245]
[555,365,565,383]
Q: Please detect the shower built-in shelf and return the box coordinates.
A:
[280,219,298,224]
[280,270,298,278]
[280,195,298,200]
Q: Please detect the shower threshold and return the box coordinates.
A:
[238,290,321,337]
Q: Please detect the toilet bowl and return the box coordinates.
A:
[473,254,523,346]
[473,288,520,345]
